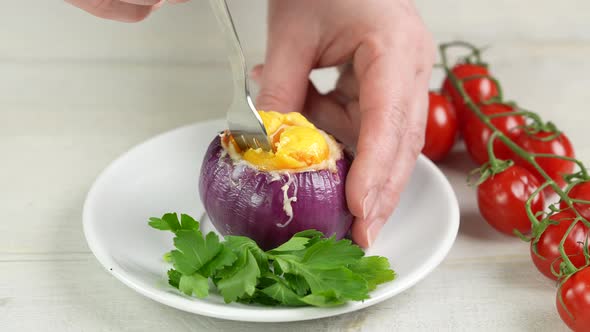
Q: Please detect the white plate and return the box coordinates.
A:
[83,119,460,322]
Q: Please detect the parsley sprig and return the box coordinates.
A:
[149,213,395,307]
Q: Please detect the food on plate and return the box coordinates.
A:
[147,112,398,307]
[148,213,395,306]
[199,111,352,250]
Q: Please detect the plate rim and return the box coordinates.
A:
[82,120,460,323]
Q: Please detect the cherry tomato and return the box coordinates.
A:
[441,63,499,126]
[557,266,590,332]
[512,131,575,189]
[477,165,545,235]
[462,103,525,165]
[530,210,589,280]
[561,181,590,220]
[422,92,458,162]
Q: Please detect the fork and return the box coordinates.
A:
[209,0,272,152]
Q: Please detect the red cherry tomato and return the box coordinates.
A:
[422,92,458,162]
[557,267,590,332]
[462,103,525,165]
[512,131,575,189]
[561,181,590,220]
[530,210,589,280]
[441,63,499,126]
[477,165,545,235]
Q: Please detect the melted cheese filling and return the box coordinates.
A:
[221,111,342,173]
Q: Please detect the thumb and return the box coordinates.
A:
[255,30,315,113]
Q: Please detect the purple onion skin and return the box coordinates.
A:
[199,136,353,250]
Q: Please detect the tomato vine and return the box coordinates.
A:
[438,41,590,282]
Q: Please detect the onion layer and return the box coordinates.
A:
[199,136,353,250]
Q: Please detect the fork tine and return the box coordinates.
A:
[210,0,272,152]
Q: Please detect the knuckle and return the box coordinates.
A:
[361,35,390,63]
[256,85,295,112]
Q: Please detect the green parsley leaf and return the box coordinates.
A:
[179,273,209,298]
[349,256,396,291]
[299,291,345,307]
[148,213,179,231]
[301,237,364,269]
[292,229,324,239]
[148,217,170,231]
[272,260,283,275]
[292,229,324,247]
[148,213,199,233]
[257,274,278,288]
[223,236,258,250]
[179,214,199,231]
[149,213,396,307]
[275,257,369,301]
[238,290,280,306]
[283,273,310,296]
[224,236,268,273]
[171,230,222,275]
[261,281,306,306]
[167,269,181,289]
[217,250,260,303]
[198,245,237,277]
[303,267,369,301]
[270,237,310,252]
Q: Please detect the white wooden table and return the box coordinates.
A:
[1,1,589,331]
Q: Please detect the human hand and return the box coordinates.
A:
[65,0,435,248]
[252,0,435,247]
[64,0,187,22]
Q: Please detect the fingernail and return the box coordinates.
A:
[362,187,380,220]
[366,218,384,247]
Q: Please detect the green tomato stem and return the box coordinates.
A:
[487,110,544,127]
[571,198,590,204]
[526,182,552,230]
[486,131,501,169]
[558,218,581,274]
[530,153,589,179]
[439,41,484,63]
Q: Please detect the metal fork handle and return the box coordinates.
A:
[209,0,272,151]
[209,0,248,105]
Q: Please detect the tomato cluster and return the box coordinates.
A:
[426,42,590,331]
